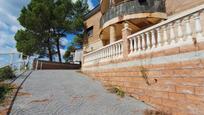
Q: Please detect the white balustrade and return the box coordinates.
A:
[83,40,123,65]
[151,30,156,48]
[127,4,204,56]
[83,4,204,65]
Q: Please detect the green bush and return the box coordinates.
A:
[109,86,125,98]
[0,83,13,103]
[0,66,16,81]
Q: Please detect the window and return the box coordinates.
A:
[138,0,147,5]
[87,26,93,37]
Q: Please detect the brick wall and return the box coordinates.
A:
[82,42,204,115]
[33,60,81,70]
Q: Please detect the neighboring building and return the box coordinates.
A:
[82,0,204,114]
[73,49,83,63]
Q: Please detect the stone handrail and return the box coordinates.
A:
[128,4,204,56]
[83,39,123,65]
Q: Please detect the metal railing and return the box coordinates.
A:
[0,53,33,74]
[100,0,166,26]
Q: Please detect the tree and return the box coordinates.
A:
[63,0,89,61]
[72,34,84,48]
[16,0,89,62]
[15,30,43,56]
[63,45,76,62]
[18,0,55,61]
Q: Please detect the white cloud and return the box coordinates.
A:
[0,0,29,65]
[11,26,20,33]
[60,37,69,46]
[87,0,95,9]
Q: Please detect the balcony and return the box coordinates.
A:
[100,0,166,28]
[83,4,204,67]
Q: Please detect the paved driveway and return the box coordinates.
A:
[10,70,152,115]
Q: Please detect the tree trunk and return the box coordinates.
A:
[47,38,53,62]
[56,39,62,63]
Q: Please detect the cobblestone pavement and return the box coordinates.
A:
[10,70,153,115]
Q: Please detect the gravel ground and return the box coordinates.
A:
[9,70,153,115]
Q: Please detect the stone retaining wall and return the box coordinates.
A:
[82,42,204,115]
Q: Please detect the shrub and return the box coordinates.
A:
[144,109,171,115]
[0,83,13,103]
[108,86,125,98]
[0,66,16,81]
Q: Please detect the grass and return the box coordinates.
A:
[108,86,125,98]
[0,66,16,81]
[0,83,13,104]
[144,109,172,115]
[0,66,16,104]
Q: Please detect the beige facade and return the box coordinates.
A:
[83,10,103,53]
[166,0,204,15]
[84,0,204,54]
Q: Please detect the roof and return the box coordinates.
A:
[84,5,100,20]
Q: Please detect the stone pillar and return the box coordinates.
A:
[122,22,132,58]
[110,25,116,43]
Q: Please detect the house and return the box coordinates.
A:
[73,49,83,64]
[82,0,204,114]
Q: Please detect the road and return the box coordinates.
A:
[10,70,153,115]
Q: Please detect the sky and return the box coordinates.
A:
[0,0,99,65]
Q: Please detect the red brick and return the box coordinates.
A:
[179,44,199,53]
[168,92,186,101]
[164,47,180,56]
[176,85,195,94]
[139,95,150,102]
[147,91,169,99]
[149,97,162,105]
[195,87,204,96]
[186,94,204,103]
[151,50,165,57]
[197,42,204,50]
[151,85,176,92]
[162,99,178,108]
[173,69,194,77]
[192,69,204,77]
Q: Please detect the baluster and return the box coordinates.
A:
[141,33,146,50]
[113,45,116,57]
[137,36,141,51]
[117,43,120,56]
[109,46,112,58]
[145,32,151,49]
[109,47,111,58]
[151,30,156,48]
[115,44,118,57]
[163,25,168,45]
[130,38,133,54]
[118,43,120,56]
[107,47,110,58]
[194,12,204,42]
[112,45,115,57]
[156,28,162,46]
[120,43,123,55]
[104,49,106,59]
[103,49,105,59]
[176,20,183,42]
[169,23,176,44]
[184,16,192,41]
[99,51,101,61]
[111,46,113,58]
[133,37,137,53]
